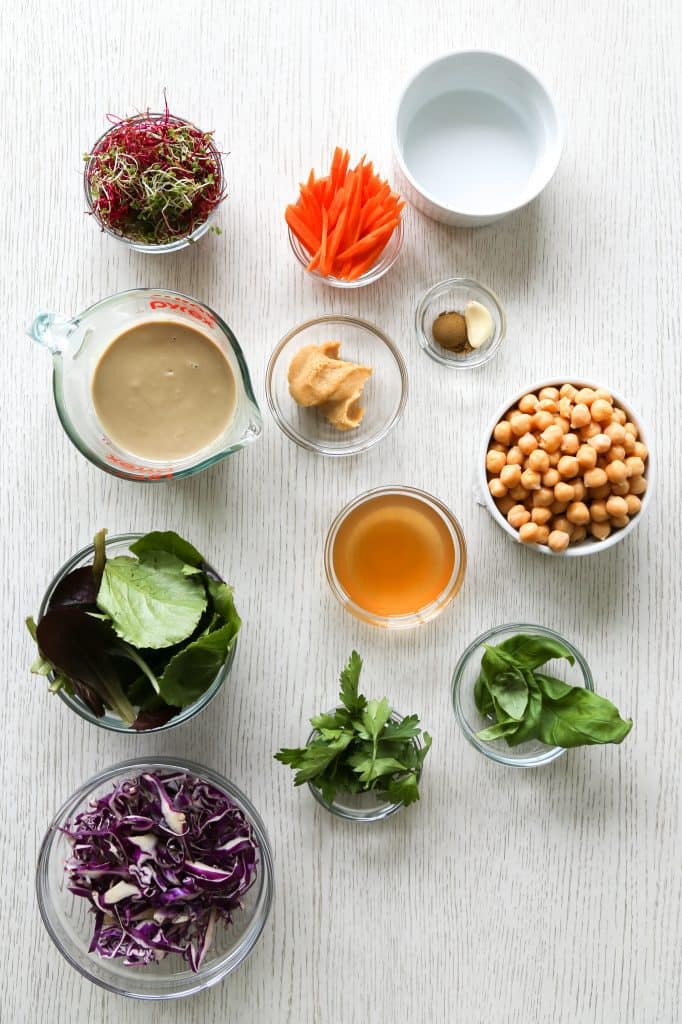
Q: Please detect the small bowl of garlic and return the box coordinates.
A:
[415,276,506,369]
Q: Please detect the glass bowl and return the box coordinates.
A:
[84,114,225,254]
[415,276,506,368]
[306,711,422,822]
[36,757,274,999]
[451,623,594,766]
[36,533,237,733]
[324,485,467,628]
[266,315,408,457]
[288,219,404,288]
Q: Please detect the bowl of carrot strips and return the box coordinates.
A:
[285,148,405,288]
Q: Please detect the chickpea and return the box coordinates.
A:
[500,464,522,489]
[575,387,596,405]
[557,455,580,479]
[588,433,611,454]
[558,397,573,420]
[588,483,611,500]
[493,420,513,446]
[625,456,645,478]
[543,468,561,488]
[628,475,647,495]
[625,421,639,438]
[531,507,552,525]
[610,514,630,529]
[506,446,524,466]
[504,409,516,421]
[510,412,533,437]
[554,481,575,504]
[605,422,626,444]
[539,426,563,453]
[548,530,570,552]
[518,521,540,544]
[559,384,578,400]
[555,417,571,435]
[605,459,628,484]
[527,448,549,473]
[566,501,590,525]
[590,521,611,541]
[560,432,579,455]
[606,495,628,518]
[590,500,609,523]
[590,398,613,423]
[538,398,558,413]
[539,386,560,402]
[535,525,550,545]
[570,403,591,428]
[571,525,588,543]
[576,444,598,470]
[533,410,555,432]
[584,467,608,488]
[518,432,538,455]
[610,481,630,497]
[486,449,507,475]
[593,388,613,403]
[521,468,542,491]
[580,422,602,440]
[548,452,561,467]
[509,484,530,502]
[488,478,508,498]
[633,441,648,461]
[532,487,555,508]
[490,442,507,453]
[612,407,627,425]
[550,501,568,515]
[572,480,586,501]
[497,495,516,516]
[518,393,539,414]
[507,504,531,529]
[552,516,574,536]
[625,494,641,515]
[623,433,636,453]
[606,445,626,463]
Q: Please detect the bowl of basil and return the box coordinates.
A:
[451,624,632,766]
[27,530,241,733]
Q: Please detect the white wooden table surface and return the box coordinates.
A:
[2,1,680,1021]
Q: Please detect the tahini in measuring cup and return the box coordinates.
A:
[28,289,262,481]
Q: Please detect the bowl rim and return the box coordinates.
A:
[288,218,404,289]
[265,314,409,457]
[323,484,467,628]
[392,48,565,219]
[35,755,274,1000]
[478,378,654,556]
[37,532,236,732]
[414,275,507,368]
[451,622,594,766]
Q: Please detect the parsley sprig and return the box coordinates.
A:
[275,652,431,807]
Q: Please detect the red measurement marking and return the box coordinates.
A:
[105,451,173,480]
[149,298,216,328]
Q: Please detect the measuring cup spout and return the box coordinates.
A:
[27,311,76,355]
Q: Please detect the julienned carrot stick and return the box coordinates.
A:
[285,149,404,280]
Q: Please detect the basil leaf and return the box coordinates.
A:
[97,554,207,649]
[476,719,521,741]
[129,530,204,568]
[534,673,575,701]
[537,688,633,747]
[506,672,543,745]
[488,667,529,720]
[495,633,576,671]
[474,672,494,715]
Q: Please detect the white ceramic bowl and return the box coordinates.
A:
[478,380,654,557]
[393,50,563,227]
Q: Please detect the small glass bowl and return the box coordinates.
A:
[415,277,506,368]
[288,219,403,288]
[36,533,236,733]
[266,315,408,457]
[84,114,225,254]
[451,623,594,767]
[36,756,274,1000]
[324,485,467,628]
[306,711,422,822]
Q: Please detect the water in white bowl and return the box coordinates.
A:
[402,89,540,214]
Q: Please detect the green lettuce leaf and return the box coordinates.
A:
[129,530,204,568]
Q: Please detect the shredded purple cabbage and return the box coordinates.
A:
[61,771,259,971]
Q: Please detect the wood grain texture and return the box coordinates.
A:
[1,0,680,1021]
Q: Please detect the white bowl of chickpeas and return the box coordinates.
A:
[481,381,652,555]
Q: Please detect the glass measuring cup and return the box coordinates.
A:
[27,289,262,481]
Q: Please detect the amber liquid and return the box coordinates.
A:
[332,493,456,616]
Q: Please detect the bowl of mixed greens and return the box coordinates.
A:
[27,530,241,732]
[36,757,274,999]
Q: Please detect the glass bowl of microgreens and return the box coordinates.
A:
[275,651,431,822]
[451,623,632,767]
[27,529,240,733]
[84,106,226,253]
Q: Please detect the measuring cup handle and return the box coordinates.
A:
[27,311,75,355]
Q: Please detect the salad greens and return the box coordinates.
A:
[27,529,240,730]
[474,633,632,748]
[275,651,431,807]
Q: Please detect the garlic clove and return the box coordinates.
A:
[464,300,494,349]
